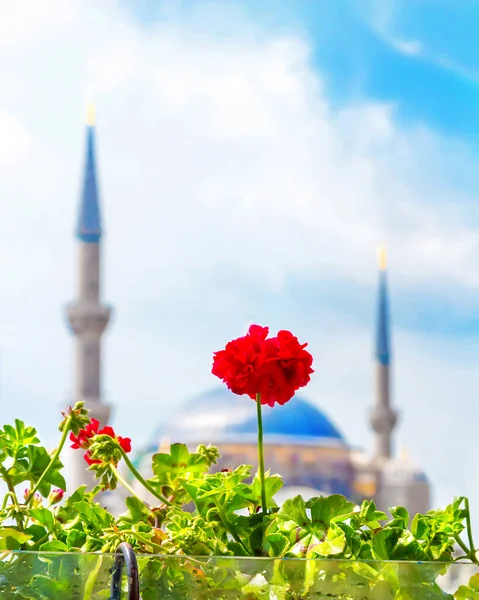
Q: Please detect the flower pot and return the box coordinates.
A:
[0,543,139,600]
[1,549,477,599]
[134,556,479,599]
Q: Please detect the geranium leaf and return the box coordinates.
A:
[309,494,355,525]
[11,445,66,496]
[39,540,68,552]
[313,522,347,556]
[0,528,32,550]
[29,508,55,531]
[152,443,208,484]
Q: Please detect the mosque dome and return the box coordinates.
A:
[150,387,346,448]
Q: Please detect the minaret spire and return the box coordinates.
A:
[77,103,101,244]
[376,247,390,366]
[370,247,397,461]
[65,106,112,490]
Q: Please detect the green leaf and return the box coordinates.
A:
[29,507,55,531]
[455,573,479,600]
[28,574,71,599]
[11,445,66,496]
[277,496,310,533]
[269,496,324,558]
[0,420,40,459]
[0,527,31,550]
[247,470,283,508]
[83,554,105,599]
[66,528,87,548]
[351,499,388,529]
[124,496,151,523]
[265,532,289,557]
[309,494,355,525]
[226,541,250,556]
[372,527,427,561]
[313,522,347,556]
[152,443,208,484]
[24,524,48,543]
[389,505,409,529]
[39,540,68,552]
[72,500,113,531]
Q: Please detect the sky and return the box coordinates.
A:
[1,0,479,524]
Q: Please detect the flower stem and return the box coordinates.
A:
[0,483,23,531]
[26,416,71,506]
[120,448,172,506]
[1,491,17,512]
[454,535,472,560]
[464,497,478,564]
[256,393,267,514]
[110,465,148,505]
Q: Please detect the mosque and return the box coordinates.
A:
[65,108,431,517]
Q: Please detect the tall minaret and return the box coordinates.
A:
[65,104,112,489]
[370,247,397,462]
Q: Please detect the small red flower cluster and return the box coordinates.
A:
[212,325,313,407]
[70,419,131,465]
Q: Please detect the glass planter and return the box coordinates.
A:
[0,550,477,599]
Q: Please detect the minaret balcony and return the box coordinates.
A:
[370,406,398,435]
[66,302,112,337]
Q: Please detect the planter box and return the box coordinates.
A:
[0,550,477,599]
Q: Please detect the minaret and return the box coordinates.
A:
[65,104,112,489]
[370,247,397,462]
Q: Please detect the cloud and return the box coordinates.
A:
[363,0,479,83]
[0,0,478,523]
[0,111,33,163]
[387,36,422,57]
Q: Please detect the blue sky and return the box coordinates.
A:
[120,0,479,339]
[125,0,479,141]
[1,0,479,523]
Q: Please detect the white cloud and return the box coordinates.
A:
[0,0,478,524]
[0,111,33,163]
[389,37,422,56]
[364,0,479,83]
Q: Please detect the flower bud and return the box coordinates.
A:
[24,489,42,507]
[197,444,220,466]
[48,488,65,505]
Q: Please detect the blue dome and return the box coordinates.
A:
[152,387,345,448]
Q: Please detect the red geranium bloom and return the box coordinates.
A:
[212,325,313,407]
[117,436,132,453]
[212,325,269,397]
[84,452,101,466]
[70,420,131,465]
[70,418,100,449]
[257,330,314,407]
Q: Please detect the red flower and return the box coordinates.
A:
[212,325,269,397]
[70,419,131,465]
[84,452,101,466]
[70,418,100,449]
[117,436,132,453]
[212,325,313,407]
[257,330,314,407]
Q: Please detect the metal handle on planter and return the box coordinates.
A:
[110,542,140,600]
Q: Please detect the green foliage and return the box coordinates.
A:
[59,401,90,434]
[0,414,477,598]
[455,573,479,599]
